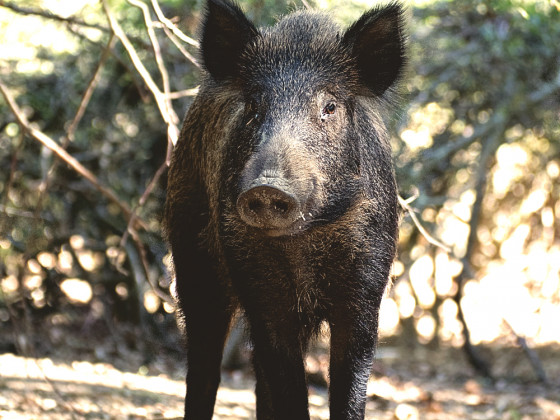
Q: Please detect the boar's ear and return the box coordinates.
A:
[343,2,406,96]
[201,0,259,81]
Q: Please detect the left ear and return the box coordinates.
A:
[342,2,406,96]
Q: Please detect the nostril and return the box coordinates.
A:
[248,199,263,213]
[272,199,290,214]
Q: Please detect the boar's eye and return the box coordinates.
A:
[321,102,337,122]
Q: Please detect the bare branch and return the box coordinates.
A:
[168,87,200,99]
[502,318,550,385]
[101,0,180,146]
[32,34,118,222]
[159,22,201,68]
[451,88,512,378]
[150,0,199,47]
[126,0,173,108]
[66,26,152,103]
[398,194,451,253]
[128,227,176,307]
[0,1,107,32]
[0,80,142,227]
[67,35,117,142]
[120,161,168,253]
[528,67,560,103]
[301,0,313,10]
[1,129,24,216]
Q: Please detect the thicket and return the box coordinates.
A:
[0,0,558,380]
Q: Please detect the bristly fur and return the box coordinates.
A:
[164,1,407,419]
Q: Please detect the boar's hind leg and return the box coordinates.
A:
[172,243,233,420]
[328,293,383,420]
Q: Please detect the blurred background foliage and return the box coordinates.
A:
[0,0,559,377]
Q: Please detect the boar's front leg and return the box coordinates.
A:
[328,281,385,420]
[244,302,311,420]
[172,238,233,420]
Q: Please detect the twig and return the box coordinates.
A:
[160,23,201,68]
[168,87,199,99]
[67,34,117,143]
[117,160,174,306]
[528,68,560,103]
[33,34,117,221]
[398,194,451,252]
[150,0,199,47]
[0,80,141,226]
[301,0,313,10]
[1,128,24,228]
[126,0,173,108]
[0,1,107,32]
[452,95,511,379]
[102,0,180,146]
[120,160,167,252]
[502,318,549,385]
[416,119,498,179]
[0,205,54,222]
[128,227,175,307]
[66,26,152,103]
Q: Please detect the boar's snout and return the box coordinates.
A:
[237,181,301,234]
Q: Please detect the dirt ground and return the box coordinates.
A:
[1,336,559,420]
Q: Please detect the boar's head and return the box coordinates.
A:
[200,0,406,237]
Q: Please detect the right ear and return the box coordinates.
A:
[200,0,259,81]
[342,2,406,96]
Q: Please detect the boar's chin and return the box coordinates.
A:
[258,221,308,238]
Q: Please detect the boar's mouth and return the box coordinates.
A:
[236,177,312,236]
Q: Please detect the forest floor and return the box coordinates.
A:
[0,321,559,420]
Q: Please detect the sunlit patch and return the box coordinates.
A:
[434,252,461,297]
[520,188,548,215]
[1,275,19,294]
[492,143,528,198]
[60,278,93,304]
[143,290,160,314]
[416,314,436,342]
[115,283,129,299]
[57,249,74,274]
[394,281,415,319]
[27,259,42,274]
[367,376,424,403]
[500,224,530,259]
[163,301,176,314]
[395,403,419,420]
[379,298,400,335]
[438,298,463,344]
[24,275,43,291]
[37,252,57,270]
[438,208,470,258]
[77,250,104,272]
[70,235,85,250]
[546,161,559,178]
[401,128,433,152]
[409,255,435,309]
[31,288,46,308]
[391,260,405,277]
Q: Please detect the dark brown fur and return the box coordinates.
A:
[164,1,406,418]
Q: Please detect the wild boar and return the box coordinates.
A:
[164,0,406,418]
